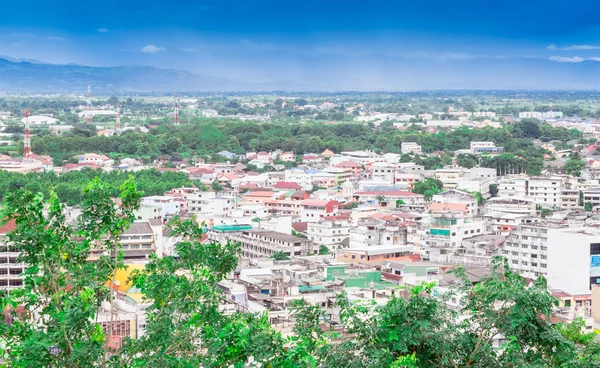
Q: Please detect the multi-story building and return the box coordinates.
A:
[371,162,396,183]
[141,196,181,220]
[547,227,600,293]
[218,229,317,258]
[434,167,467,189]
[497,175,566,208]
[300,200,339,223]
[501,222,559,279]
[0,220,22,290]
[306,216,352,256]
[401,142,422,154]
[423,212,485,261]
[528,176,565,208]
[431,190,478,218]
[497,175,529,198]
[470,141,502,154]
[583,188,600,208]
[348,219,408,249]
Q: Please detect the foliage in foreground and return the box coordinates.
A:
[1,178,600,367]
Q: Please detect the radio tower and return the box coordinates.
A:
[549,97,553,112]
[23,109,32,162]
[86,79,93,122]
[174,94,180,125]
[115,101,121,130]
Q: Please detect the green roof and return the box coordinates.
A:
[211,225,253,232]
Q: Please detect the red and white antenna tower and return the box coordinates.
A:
[86,79,93,122]
[116,101,121,130]
[174,94,180,125]
[550,97,553,112]
[23,109,32,161]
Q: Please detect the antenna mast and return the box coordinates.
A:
[116,101,121,130]
[23,109,32,162]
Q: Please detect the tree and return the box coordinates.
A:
[472,191,485,206]
[413,178,444,201]
[376,194,387,204]
[395,199,405,208]
[248,138,260,152]
[456,153,479,169]
[564,156,586,177]
[489,183,498,197]
[318,245,330,255]
[211,181,223,192]
[579,191,584,206]
[270,251,290,261]
[585,201,594,211]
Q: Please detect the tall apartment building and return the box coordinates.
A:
[497,175,567,209]
[306,216,352,256]
[547,227,600,293]
[501,222,559,279]
[0,220,22,290]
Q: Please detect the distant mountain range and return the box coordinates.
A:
[2,56,600,92]
[0,58,319,93]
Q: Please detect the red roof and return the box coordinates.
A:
[334,160,361,168]
[429,203,468,212]
[292,222,308,232]
[273,182,303,190]
[322,214,350,221]
[0,219,16,235]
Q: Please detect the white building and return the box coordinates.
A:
[21,115,60,125]
[141,196,181,220]
[501,222,553,279]
[401,142,422,155]
[547,227,600,293]
[371,162,396,183]
[300,200,339,223]
[306,217,352,256]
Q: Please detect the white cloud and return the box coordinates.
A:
[97,28,109,33]
[547,44,600,51]
[141,44,166,54]
[182,48,197,52]
[47,36,66,41]
[549,56,586,63]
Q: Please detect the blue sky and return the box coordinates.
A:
[2,0,600,89]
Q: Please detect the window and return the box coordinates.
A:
[541,264,547,268]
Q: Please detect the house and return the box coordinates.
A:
[302,154,322,163]
[300,200,340,222]
[321,149,335,158]
[273,182,303,191]
[401,142,422,154]
[334,161,362,176]
[256,151,272,164]
[78,153,111,166]
[141,196,180,220]
[279,152,296,162]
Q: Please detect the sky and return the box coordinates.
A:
[2,0,600,90]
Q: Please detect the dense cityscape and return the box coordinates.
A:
[0,90,599,366]
[3,0,600,366]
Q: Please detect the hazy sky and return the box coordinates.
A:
[2,0,600,89]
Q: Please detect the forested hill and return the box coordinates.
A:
[29,119,583,174]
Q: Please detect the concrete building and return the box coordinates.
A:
[371,162,396,183]
[501,222,555,279]
[401,142,422,155]
[547,227,600,294]
[306,216,352,256]
[141,196,181,220]
[223,229,317,258]
[0,220,22,290]
[470,141,502,154]
[300,200,339,223]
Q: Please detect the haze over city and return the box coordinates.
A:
[2,0,600,90]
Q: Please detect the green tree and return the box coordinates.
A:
[456,153,479,169]
[318,245,330,255]
[489,183,498,197]
[585,201,594,211]
[564,156,586,177]
[270,251,290,261]
[395,199,405,208]
[211,181,223,192]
